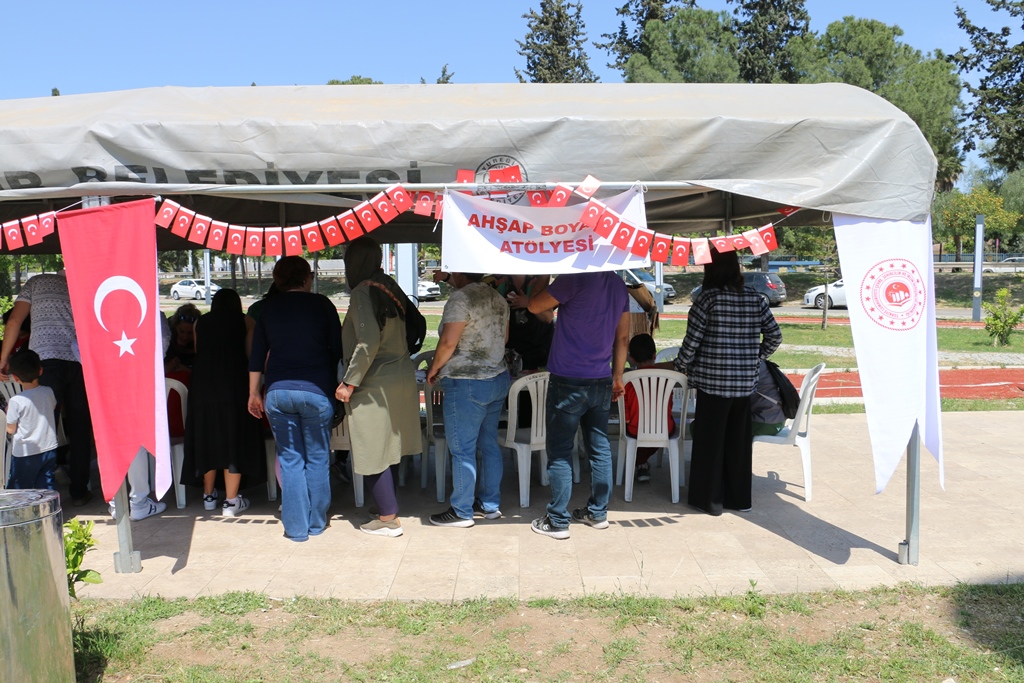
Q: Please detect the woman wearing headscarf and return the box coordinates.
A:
[248,257,342,542]
[185,289,265,515]
[335,237,421,537]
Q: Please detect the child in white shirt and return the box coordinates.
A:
[5,349,59,490]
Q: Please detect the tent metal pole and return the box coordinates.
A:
[898,422,921,565]
[972,214,984,322]
[204,250,212,305]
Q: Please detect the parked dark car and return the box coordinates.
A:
[690,271,787,307]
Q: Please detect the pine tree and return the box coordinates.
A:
[515,0,599,83]
[594,0,692,74]
[728,0,810,83]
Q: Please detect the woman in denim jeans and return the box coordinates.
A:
[248,257,342,542]
[426,272,510,528]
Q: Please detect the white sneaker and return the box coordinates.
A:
[203,491,220,511]
[129,499,167,521]
[222,496,250,517]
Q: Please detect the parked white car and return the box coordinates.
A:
[982,257,1024,273]
[170,279,221,300]
[803,279,847,309]
[417,280,441,301]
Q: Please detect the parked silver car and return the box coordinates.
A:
[169,279,221,300]
[620,268,676,302]
[803,279,847,309]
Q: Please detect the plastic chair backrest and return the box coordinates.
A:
[617,369,686,447]
[164,378,188,427]
[790,362,826,441]
[503,372,549,449]
[330,416,350,450]
[411,350,435,373]
[0,407,9,487]
[654,346,680,363]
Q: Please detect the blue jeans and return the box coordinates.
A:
[440,372,511,519]
[9,450,57,490]
[265,389,333,541]
[545,375,613,528]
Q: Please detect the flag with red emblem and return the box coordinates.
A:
[264,228,283,256]
[155,199,180,228]
[170,207,195,238]
[339,211,364,240]
[319,217,345,246]
[284,227,303,256]
[37,211,56,239]
[630,227,653,258]
[302,222,325,251]
[610,220,637,251]
[547,183,573,207]
[2,220,23,250]
[207,221,228,251]
[354,202,382,232]
[527,190,549,207]
[651,234,672,263]
[777,206,799,217]
[225,225,246,255]
[594,208,619,239]
[21,215,43,246]
[188,214,212,245]
[385,184,414,213]
[370,193,400,224]
[245,228,263,256]
[580,198,605,228]
[758,224,779,251]
[671,238,691,266]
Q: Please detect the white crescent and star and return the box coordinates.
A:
[94,275,148,357]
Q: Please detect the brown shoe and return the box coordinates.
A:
[360,518,403,537]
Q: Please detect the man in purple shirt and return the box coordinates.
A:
[528,270,630,539]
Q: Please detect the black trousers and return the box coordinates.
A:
[40,359,94,498]
[687,390,752,515]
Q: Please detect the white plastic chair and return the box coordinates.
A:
[753,362,826,502]
[411,350,437,492]
[329,417,365,507]
[414,350,450,503]
[615,369,687,503]
[0,380,21,405]
[654,346,679,363]
[498,372,550,508]
[164,378,188,509]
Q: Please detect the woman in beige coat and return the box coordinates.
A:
[335,237,421,537]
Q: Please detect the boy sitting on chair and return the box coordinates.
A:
[5,349,58,490]
[624,334,675,483]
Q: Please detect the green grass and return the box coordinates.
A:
[73,585,1024,683]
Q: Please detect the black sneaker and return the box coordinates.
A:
[571,508,609,529]
[430,507,474,528]
[531,516,570,539]
[472,500,502,520]
[636,463,651,482]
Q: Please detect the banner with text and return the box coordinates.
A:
[441,188,649,274]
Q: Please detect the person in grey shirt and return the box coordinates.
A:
[426,272,510,527]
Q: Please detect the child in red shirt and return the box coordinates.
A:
[624,334,676,482]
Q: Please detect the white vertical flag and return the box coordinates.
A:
[834,214,944,493]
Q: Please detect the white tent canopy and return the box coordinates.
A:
[0,82,936,252]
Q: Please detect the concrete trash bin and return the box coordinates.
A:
[1,490,76,682]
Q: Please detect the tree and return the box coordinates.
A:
[327,75,382,85]
[515,0,599,83]
[594,0,689,75]
[420,64,454,84]
[935,187,1021,260]
[623,10,741,83]
[728,0,810,83]
[951,0,1024,172]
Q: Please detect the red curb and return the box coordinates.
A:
[792,368,1024,400]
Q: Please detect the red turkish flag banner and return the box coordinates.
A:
[3,220,24,250]
[593,208,620,239]
[692,237,712,264]
[245,228,264,256]
[758,224,779,251]
[154,199,180,228]
[264,228,283,256]
[456,169,474,193]
[651,233,672,263]
[503,165,523,182]
[777,206,800,217]
[302,222,325,251]
[435,198,444,220]
[188,214,212,245]
[575,175,601,198]
[57,198,170,502]
[206,221,228,251]
[547,183,573,207]
[385,184,414,213]
[631,227,654,258]
[319,217,345,246]
[487,168,504,183]
[610,220,637,251]
[22,215,43,246]
[671,238,691,266]
[170,206,195,238]
[729,234,750,251]
[580,198,606,228]
[226,225,246,255]
[354,202,382,232]
[284,227,303,256]
[37,211,56,239]
[414,192,437,216]
[527,190,549,207]
[339,211,364,240]
[742,228,769,255]
[370,193,400,224]
[710,236,735,252]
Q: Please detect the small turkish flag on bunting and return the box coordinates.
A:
[692,238,712,265]
[593,208,619,239]
[338,211,363,240]
[503,165,523,182]
[385,184,414,213]
[370,193,399,224]
[226,225,246,255]
[37,211,56,239]
[575,175,601,198]
[21,215,42,246]
[264,228,283,256]
[455,169,474,193]
[155,199,180,228]
[354,202,382,232]
[245,228,264,256]
[527,190,549,207]
[188,214,212,245]
[758,224,779,251]
[319,217,345,246]
[435,198,444,220]
[742,228,768,255]
[171,207,195,238]
[284,227,303,256]
[580,198,605,228]
[487,168,504,183]
[610,220,637,251]
[729,234,750,250]
[777,206,799,217]
[710,236,735,252]
[3,220,24,250]
[630,228,653,258]
[651,234,672,263]
[671,237,691,266]
[302,222,325,251]
[207,221,228,251]
[414,192,436,216]
[547,183,573,207]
